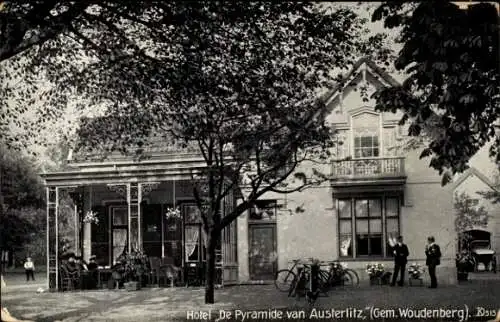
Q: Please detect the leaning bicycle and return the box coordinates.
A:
[325,261,359,287]
[275,259,301,292]
[288,258,325,305]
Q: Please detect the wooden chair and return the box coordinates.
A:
[148,257,163,287]
[161,257,182,287]
[59,266,75,291]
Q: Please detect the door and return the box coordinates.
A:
[111,207,128,264]
[249,224,277,280]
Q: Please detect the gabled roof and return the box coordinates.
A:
[452,167,500,192]
[320,56,400,105]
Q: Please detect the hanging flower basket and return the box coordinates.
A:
[83,211,99,224]
[165,207,181,219]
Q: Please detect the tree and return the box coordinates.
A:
[454,192,489,252]
[71,3,384,303]
[0,144,43,256]
[0,143,76,266]
[371,2,500,185]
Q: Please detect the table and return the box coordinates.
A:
[97,268,113,289]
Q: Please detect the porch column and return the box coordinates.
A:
[46,186,59,291]
[82,186,92,262]
[68,188,84,256]
[127,183,140,252]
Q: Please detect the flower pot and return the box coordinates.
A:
[369,276,382,285]
[409,277,423,286]
[457,272,468,281]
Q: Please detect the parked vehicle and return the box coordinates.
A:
[470,240,497,273]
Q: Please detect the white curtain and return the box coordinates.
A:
[340,236,352,257]
[185,227,199,258]
[113,229,127,264]
[387,233,397,248]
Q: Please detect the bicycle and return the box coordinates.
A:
[275,259,301,292]
[287,258,328,305]
[324,261,359,287]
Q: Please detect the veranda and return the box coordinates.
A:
[41,155,238,291]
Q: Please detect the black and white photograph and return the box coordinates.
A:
[0,1,499,321]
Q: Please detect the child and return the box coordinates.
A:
[24,257,35,281]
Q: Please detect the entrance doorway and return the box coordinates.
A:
[111,206,128,264]
[249,223,277,280]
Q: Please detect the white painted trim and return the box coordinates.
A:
[45,188,50,290]
[379,112,384,157]
[350,107,380,117]
[55,187,59,290]
[365,64,391,87]
[362,62,367,84]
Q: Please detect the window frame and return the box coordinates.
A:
[111,207,129,265]
[354,199,383,257]
[351,113,381,160]
[338,196,401,259]
[248,200,278,222]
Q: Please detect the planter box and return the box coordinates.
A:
[124,281,141,291]
[409,277,423,286]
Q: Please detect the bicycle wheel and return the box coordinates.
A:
[345,268,359,286]
[275,269,297,292]
[288,276,298,297]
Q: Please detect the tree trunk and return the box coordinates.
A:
[204,228,219,304]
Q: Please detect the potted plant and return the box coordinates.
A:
[408,263,424,286]
[366,263,389,285]
[456,250,475,281]
[113,250,149,290]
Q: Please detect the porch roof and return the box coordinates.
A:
[40,156,208,187]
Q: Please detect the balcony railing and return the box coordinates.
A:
[331,157,405,178]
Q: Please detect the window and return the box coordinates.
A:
[355,199,382,256]
[338,197,400,258]
[183,204,206,262]
[249,200,277,221]
[352,113,380,158]
[354,130,379,158]
[338,200,353,257]
[385,197,400,257]
[112,207,128,264]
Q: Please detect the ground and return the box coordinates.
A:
[1,271,499,321]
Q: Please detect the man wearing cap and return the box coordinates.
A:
[425,236,441,288]
[391,236,409,286]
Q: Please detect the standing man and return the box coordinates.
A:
[425,236,441,288]
[391,236,409,286]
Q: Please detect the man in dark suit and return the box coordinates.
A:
[425,236,441,288]
[391,236,409,286]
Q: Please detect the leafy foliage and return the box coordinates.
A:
[0,144,44,209]
[2,2,389,303]
[372,2,500,185]
[63,3,381,303]
[0,144,76,260]
[454,192,490,254]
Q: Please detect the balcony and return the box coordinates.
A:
[330,157,407,189]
